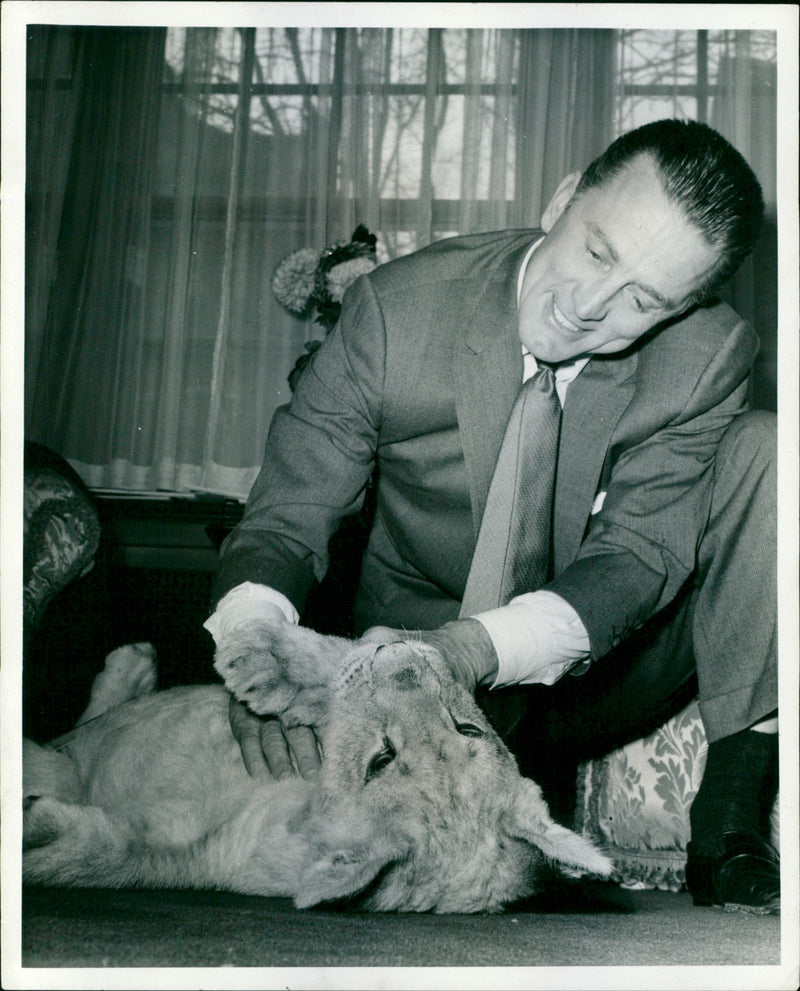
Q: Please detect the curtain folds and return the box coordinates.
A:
[711,31,778,410]
[27,27,167,484]
[24,27,777,497]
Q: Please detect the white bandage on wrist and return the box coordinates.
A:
[203,582,299,644]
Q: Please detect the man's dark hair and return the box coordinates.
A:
[575,119,765,302]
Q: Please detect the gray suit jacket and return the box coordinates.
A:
[215,231,757,661]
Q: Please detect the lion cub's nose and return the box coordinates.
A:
[370,642,440,694]
[391,666,421,690]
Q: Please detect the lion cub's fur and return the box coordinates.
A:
[23,627,610,913]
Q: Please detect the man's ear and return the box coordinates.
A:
[541,171,582,232]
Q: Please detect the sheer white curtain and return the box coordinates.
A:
[26,26,616,497]
[25,27,83,425]
[711,31,778,409]
[25,27,776,499]
[26,26,166,460]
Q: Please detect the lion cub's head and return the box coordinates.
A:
[303,640,611,912]
[218,627,611,913]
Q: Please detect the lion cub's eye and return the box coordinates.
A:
[365,739,397,782]
[455,722,484,738]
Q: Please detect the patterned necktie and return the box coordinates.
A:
[460,364,562,617]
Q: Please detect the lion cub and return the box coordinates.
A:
[23,625,610,913]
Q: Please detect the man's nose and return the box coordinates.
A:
[572,280,612,322]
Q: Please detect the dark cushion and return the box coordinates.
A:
[23,444,100,630]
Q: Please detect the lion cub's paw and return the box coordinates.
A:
[214,622,345,723]
[214,627,299,717]
[84,643,157,718]
[23,795,62,850]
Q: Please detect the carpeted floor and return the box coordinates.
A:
[14,881,786,988]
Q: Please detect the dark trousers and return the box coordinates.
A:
[491,411,778,815]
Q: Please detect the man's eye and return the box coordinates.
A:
[455,722,484,738]
[365,740,396,782]
[586,244,603,263]
[629,290,654,314]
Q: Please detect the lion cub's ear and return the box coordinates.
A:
[502,778,612,878]
[294,833,409,909]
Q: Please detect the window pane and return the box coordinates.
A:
[616,29,777,136]
[616,30,700,132]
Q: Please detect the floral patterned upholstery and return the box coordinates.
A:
[577,700,780,891]
[23,444,101,631]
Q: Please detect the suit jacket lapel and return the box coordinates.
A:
[553,354,637,572]
[453,244,532,536]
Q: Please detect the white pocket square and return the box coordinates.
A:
[591,491,607,515]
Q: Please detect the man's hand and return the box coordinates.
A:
[229,697,322,780]
[363,618,499,695]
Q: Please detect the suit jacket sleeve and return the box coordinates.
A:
[546,308,757,662]
[212,274,386,611]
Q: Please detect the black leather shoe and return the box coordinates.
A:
[686,831,780,915]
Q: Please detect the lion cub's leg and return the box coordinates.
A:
[76,642,157,726]
[23,644,156,809]
[23,739,84,806]
[23,794,139,888]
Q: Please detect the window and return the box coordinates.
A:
[25,27,778,494]
[616,29,777,132]
[156,28,531,261]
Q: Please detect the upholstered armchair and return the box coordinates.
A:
[23,443,101,633]
[576,701,781,891]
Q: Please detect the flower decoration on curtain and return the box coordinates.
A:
[271,224,379,390]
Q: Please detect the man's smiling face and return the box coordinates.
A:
[518,155,721,364]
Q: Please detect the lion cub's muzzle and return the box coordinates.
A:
[332,640,459,718]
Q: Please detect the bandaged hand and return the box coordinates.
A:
[363,618,499,695]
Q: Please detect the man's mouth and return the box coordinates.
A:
[551,297,581,334]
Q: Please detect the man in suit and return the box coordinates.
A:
[206,120,779,913]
